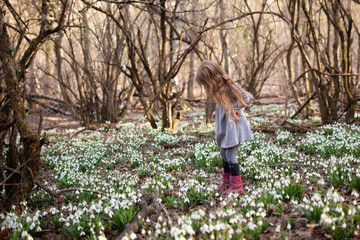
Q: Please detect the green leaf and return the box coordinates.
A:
[243,29,249,40]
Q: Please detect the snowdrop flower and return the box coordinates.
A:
[21,231,29,238]
[247,222,257,230]
[26,216,32,223]
[352,190,359,198]
[129,232,137,239]
[275,224,281,232]
[200,224,210,233]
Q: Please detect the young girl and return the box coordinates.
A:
[195,60,254,194]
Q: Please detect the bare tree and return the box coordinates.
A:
[0,0,68,210]
[284,0,359,123]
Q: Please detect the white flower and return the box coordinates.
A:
[287,223,291,230]
[129,232,137,239]
[318,178,325,185]
[247,222,257,230]
[21,231,28,238]
[275,224,281,232]
[352,191,359,198]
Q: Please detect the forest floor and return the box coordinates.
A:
[2,97,360,240]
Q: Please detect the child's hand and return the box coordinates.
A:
[233,111,241,120]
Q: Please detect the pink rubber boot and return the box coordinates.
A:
[222,175,245,195]
[217,173,231,192]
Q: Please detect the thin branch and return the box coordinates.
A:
[293,68,360,86]
[150,192,171,225]
[282,120,314,132]
[290,93,317,119]
[3,0,28,30]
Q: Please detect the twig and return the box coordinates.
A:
[336,102,352,121]
[282,120,313,132]
[0,165,106,198]
[79,0,99,13]
[115,194,152,240]
[290,93,317,119]
[293,68,360,85]
[268,163,315,167]
[150,192,171,225]
[160,143,182,149]
[251,126,276,133]
[26,97,70,116]
[0,165,59,197]
[35,180,58,197]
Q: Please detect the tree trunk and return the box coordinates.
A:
[286,0,306,118]
[119,85,136,118]
[301,1,331,123]
[162,100,173,130]
[0,21,43,210]
[219,0,230,74]
[187,51,195,99]
[205,96,216,123]
[54,31,78,118]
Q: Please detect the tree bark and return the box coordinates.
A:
[1,24,42,210]
[54,30,78,118]
[187,51,195,99]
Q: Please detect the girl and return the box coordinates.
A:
[195,60,254,194]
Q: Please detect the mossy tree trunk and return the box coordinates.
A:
[1,21,43,210]
[0,0,68,210]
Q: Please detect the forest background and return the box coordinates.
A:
[0,0,360,229]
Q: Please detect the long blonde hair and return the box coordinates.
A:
[195,60,253,118]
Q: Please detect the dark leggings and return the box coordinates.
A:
[220,145,240,176]
[220,145,239,164]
